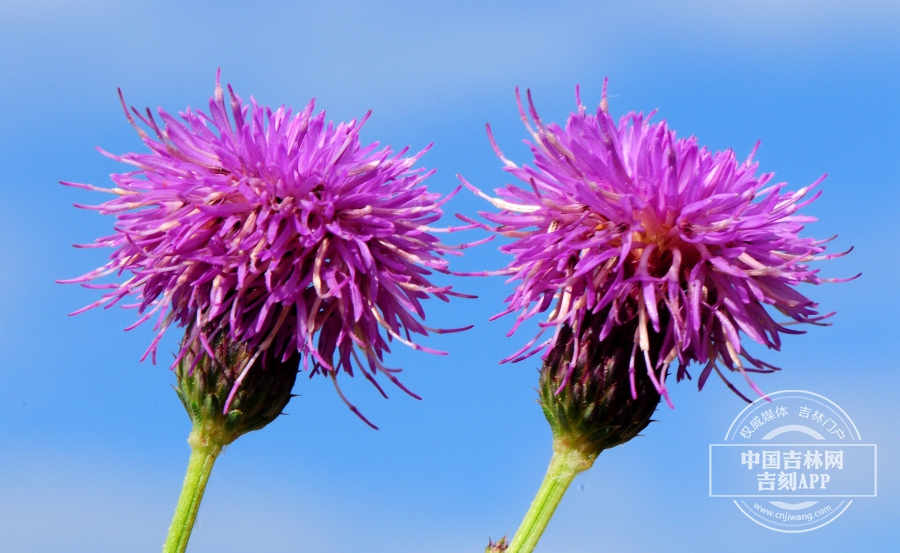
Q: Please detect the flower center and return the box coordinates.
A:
[626,216,700,280]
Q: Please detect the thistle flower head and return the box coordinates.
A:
[485,537,509,552]
[62,72,470,426]
[464,79,852,407]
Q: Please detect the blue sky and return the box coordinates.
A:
[0,1,897,551]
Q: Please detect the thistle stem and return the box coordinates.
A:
[163,430,222,553]
[507,439,595,553]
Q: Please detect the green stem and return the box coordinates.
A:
[163,431,222,553]
[507,439,595,553]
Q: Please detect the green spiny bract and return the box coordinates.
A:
[174,333,299,448]
[539,309,663,460]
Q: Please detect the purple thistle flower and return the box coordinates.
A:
[61,72,471,427]
[462,79,853,407]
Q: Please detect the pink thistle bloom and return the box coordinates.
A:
[62,72,471,427]
[462,80,853,406]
